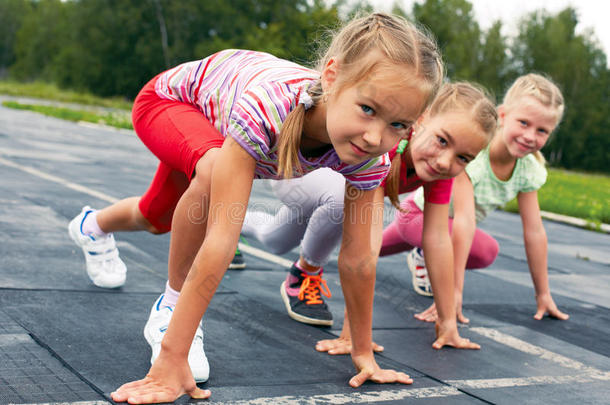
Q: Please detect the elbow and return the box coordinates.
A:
[338,252,376,280]
[524,225,547,244]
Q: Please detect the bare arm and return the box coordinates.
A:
[163,138,256,354]
[450,172,477,322]
[340,184,412,387]
[423,200,479,350]
[112,136,256,403]
[422,201,454,323]
[339,184,378,356]
[518,190,568,320]
[315,186,386,355]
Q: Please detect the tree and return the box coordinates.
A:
[476,20,507,100]
[0,0,32,77]
[11,0,72,82]
[412,0,481,80]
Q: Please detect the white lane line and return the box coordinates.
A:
[0,155,288,267]
[205,386,463,405]
[238,243,293,268]
[9,402,110,405]
[0,156,118,204]
[448,373,610,390]
[470,327,607,377]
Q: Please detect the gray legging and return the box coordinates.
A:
[242,168,345,267]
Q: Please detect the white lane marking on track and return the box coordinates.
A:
[470,327,607,376]
[0,156,119,204]
[0,155,289,267]
[237,243,293,268]
[9,402,110,405]
[203,386,463,405]
[448,373,610,389]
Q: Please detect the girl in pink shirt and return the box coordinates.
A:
[241,83,498,355]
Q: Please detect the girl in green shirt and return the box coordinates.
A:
[411,73,569,324]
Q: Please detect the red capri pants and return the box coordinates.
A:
[132,75,225,233]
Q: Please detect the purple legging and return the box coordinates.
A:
[380,196,499,269]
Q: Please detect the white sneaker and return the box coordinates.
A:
[143,294,210,382]
[407,248,433,297]
[68,206,127,288]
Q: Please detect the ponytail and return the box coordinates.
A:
[277,103,306,178]
[385,152,403,210]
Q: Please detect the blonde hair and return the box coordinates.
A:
[386,82,498,209]
[277,12,444,178]
[502,73,565,164]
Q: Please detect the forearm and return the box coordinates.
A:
[524,229,550,296]
[339,186,381,356]
[338,253,375,354]
[451,217,475,294]
[162,135,253,357]
[423,233,455,325]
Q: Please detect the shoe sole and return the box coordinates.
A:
[68,220,126,289]
[228,262,246,270]
[407,253,433,297]
[280,281,333,326]
[143,306,209,383]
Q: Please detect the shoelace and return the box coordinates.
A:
[298,273,331,305]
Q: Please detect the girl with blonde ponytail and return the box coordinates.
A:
[240,81,497,354]
[108,12,446,403]
[401,73,569,326]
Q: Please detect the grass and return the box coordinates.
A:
[2,101,133,130]
[0,80,132,110]
[503,168,610,226]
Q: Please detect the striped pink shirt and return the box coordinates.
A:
[155,49,390,190]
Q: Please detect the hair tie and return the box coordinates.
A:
[298,91,314,110]
[396,139,408,154]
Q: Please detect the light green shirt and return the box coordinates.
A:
[413,146,547,222]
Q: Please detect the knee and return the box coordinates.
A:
[191,148,220,190]
[475,237,499,268]
[134,203,169,235]
[486,238,500,266]
[320,188,345,222]
[145,222,168,235]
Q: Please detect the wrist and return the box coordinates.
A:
[436,317,458,330]
[160,338,189,358]
[351,346,374,359]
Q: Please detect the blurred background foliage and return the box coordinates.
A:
[0,0,608,172]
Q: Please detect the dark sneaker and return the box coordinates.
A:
[229,248,246,269]
[280,264,332,326]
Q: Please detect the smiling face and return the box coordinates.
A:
[409,111,490,182]
[321,59,429,165]
[499,96,558,159]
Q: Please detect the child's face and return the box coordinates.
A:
[499,97,557,158]
[409,111,489,182]
[324,68,428,165]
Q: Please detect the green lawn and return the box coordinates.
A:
[2,101,133,130]
[0,80,132,110]
[503,168,610,226]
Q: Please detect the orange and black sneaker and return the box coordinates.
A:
[280,263,333,326]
